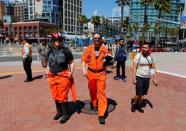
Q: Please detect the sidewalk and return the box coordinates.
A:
[0,63,186,131]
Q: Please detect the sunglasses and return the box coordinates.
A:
[93,38,101,40]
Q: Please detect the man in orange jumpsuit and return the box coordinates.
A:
[46,32,77,124]
[81,33,110,124]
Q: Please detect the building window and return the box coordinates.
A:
[71,26,74,32]
[74,6,76,12]
[71,5,73,11]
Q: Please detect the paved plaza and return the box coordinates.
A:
[0,47,186,130]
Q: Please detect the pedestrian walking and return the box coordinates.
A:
[114,38,127,81]
[131,41,158,112]
[46,32,77,124]
[37,38,49,75]
[21,37,33,82]
[81,33,112,124]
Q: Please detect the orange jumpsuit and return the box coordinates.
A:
[47,70,77,103]
[81,44,109,116]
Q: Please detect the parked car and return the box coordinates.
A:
[151,47,164,52]
[162,47,173,52]
[163,47,180,52]
[181,48,186,52]
[171,47,180,52]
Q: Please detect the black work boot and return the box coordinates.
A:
[53,101,63,120]
[98,116,105,125]
[90,102,98,112]
[60,102,70,124]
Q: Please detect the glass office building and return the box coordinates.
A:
[130,0,180,31]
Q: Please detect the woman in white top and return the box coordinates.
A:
[132,41,158,112]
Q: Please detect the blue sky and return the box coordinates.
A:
[82,0,129,18]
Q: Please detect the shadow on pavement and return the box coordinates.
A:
[0,75,12,79]
[68,100,85,116]
[130,98,153,113]
[141,99,153,109]
[32,75,43,80]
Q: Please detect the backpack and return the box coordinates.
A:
[115,45,127,61]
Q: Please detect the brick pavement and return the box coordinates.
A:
[0,66,186,131]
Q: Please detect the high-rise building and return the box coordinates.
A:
[61,0,82,34]
[4,2,14,16]
[14,1,28,22]
[27,0,82,34]
[0,1,5,21]
[27,0,62,26]
[130,0,180,30]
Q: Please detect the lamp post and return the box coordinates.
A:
[74,14,77,47]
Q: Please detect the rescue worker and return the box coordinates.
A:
[132,41,158,112]
[46,32,77,124]
[81,33,111,124]
[37,38,49,75]
[21,37,33,82]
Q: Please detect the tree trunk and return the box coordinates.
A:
[142,4,148,39]
[121,5,124,26]
[155,10,162,49]
[121,4,124,35]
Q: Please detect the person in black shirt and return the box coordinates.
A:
[46,32,77,124]
[114,38,127,82]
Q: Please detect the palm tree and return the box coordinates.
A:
[140,0,154,39]
[92,16,101,33]
[176,0,184,16]
[77,15,88,35]
[154,0,171,47]
[115,0,130,27]
[140,0,154,24]
[102,18,111,37]
[132,22,139,40]
[141,23,151,41]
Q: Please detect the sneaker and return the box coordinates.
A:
[136,106,144,113]
[122,77,127,82]
[114,76,120,80]
[131,103,137,112]
[98,116,105,124]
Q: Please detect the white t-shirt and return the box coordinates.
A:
[134,53,155,78]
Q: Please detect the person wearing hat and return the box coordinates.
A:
[46,32,77,124]
[21,37,33,82]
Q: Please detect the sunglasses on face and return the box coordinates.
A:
[93,38,101,40]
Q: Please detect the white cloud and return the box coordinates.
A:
[93,9,98,16]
